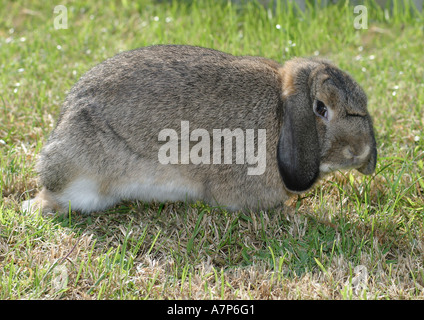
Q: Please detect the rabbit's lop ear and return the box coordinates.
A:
[277,60,321,193]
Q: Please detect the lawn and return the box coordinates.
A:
[0,0,423,300]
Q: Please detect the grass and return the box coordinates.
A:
[0,0,423,299]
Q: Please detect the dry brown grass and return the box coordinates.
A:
[2,193,423,299]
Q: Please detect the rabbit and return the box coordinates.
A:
[22,44,377,215]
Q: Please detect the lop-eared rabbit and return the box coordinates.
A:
[23,45,377,215]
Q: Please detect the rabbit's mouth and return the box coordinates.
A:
[323,144,376,176]
[319,162,354,174]
[319,156,374,176]
[357,149,377,175]
[357,164,374,175]
[351,144,377,175]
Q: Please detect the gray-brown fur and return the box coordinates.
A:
[24,45,377,214]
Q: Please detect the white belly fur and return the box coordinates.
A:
[57,174,203,213]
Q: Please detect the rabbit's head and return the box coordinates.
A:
[277,58,377,193]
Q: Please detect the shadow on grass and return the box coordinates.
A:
[49,196,401,279]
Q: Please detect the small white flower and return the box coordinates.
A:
[153,16,159,21]
[17,68,24,73]
[276,24,281,30]
[165,17,172,23]
[414,136,420,142]
[57,45,62,50]
[20,37,26,42]
[361,67,366,72]
[369,55,375,60]
[392,91,396,96]
[314,51,320,56]
[358,46,363,51]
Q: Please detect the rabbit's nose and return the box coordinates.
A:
[343,145,370,162]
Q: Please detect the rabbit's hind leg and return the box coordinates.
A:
[22,177,121,215]
[21,188,64,215]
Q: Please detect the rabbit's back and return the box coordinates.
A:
[58,45,282,151]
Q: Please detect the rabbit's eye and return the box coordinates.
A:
[314,100,328,120]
